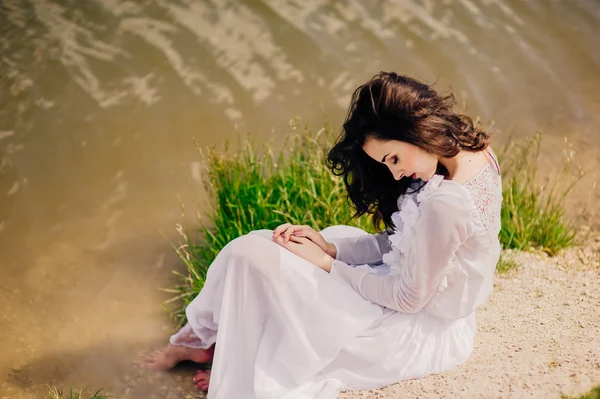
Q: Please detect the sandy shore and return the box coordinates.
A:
[338,234,600,399]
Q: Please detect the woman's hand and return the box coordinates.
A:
[272,223,337,258]
[273,234,334,273]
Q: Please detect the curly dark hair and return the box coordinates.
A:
[326,71,491,231]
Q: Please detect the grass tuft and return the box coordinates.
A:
[497,132,585,256]
[46,385,107,399]
[496,250,519,274]
[562,385,600,399]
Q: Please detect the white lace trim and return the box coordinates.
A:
[463,161,503,234]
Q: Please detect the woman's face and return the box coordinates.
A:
[362,137,439,181]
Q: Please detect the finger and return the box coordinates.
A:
[295,236,314,247]
[293,225,313,239]
[283,226,300,243]
[273,223,290,237]
[302,229,317,241]
[290,226,309,238]
[274,235,292,245]
[275,223,292,235]
[272,223,291,238]
[276,233,300,244]
[281,226,294,242]
[273,235,286,246]
[274,235,296,250]
[286,237,305,250]
[288,235,304,244]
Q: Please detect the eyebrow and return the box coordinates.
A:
[381,153,390,163]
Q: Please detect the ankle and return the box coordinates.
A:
[189,344,215,363]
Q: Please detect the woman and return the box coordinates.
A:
[140,71,503,398]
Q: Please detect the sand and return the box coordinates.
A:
[338,233,600,399]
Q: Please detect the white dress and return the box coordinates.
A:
[170,149,503,399]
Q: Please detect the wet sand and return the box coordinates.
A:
[0,217,188,398]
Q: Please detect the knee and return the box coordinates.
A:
[227,234,280,275]
[247,229,273,240]
[228,234,267,260]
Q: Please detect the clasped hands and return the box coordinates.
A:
[272,223,336,273]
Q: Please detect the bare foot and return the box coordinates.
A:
[193,369,211,391]
[139,344,215,371]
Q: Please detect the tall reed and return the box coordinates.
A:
[497,133,585,256]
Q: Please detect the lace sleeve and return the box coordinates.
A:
[330,190,473,312]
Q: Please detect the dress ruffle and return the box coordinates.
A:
[416,174,445,203]
[382,175,450,287]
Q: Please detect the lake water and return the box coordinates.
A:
[1,0,599,397]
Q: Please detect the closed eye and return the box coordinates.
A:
[392,156,399,165]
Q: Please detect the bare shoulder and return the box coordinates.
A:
[451,147,493,185]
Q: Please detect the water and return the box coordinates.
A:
[1,0,599,397]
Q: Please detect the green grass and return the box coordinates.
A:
[496,250,519,274]
[496,132,586,257]
[46,385,107,399]
[562,385,600,399]
[165,122,585,322]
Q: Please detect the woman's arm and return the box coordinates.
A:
[327,230,392,266]
[329,191,472,312]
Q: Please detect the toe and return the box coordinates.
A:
[193,370,210,391]
[142,354,154,363]
[193,370,207,381]
[195,380,209,391]
[193,371,202,381]
[140,350,160,362]
[141,353,157,363]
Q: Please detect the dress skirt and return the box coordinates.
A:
[169,226,476,399]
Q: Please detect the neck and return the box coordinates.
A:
[438,150,468,180]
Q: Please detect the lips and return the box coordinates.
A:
[411,173,417,179]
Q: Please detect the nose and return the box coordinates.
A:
[389,167,403,180]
